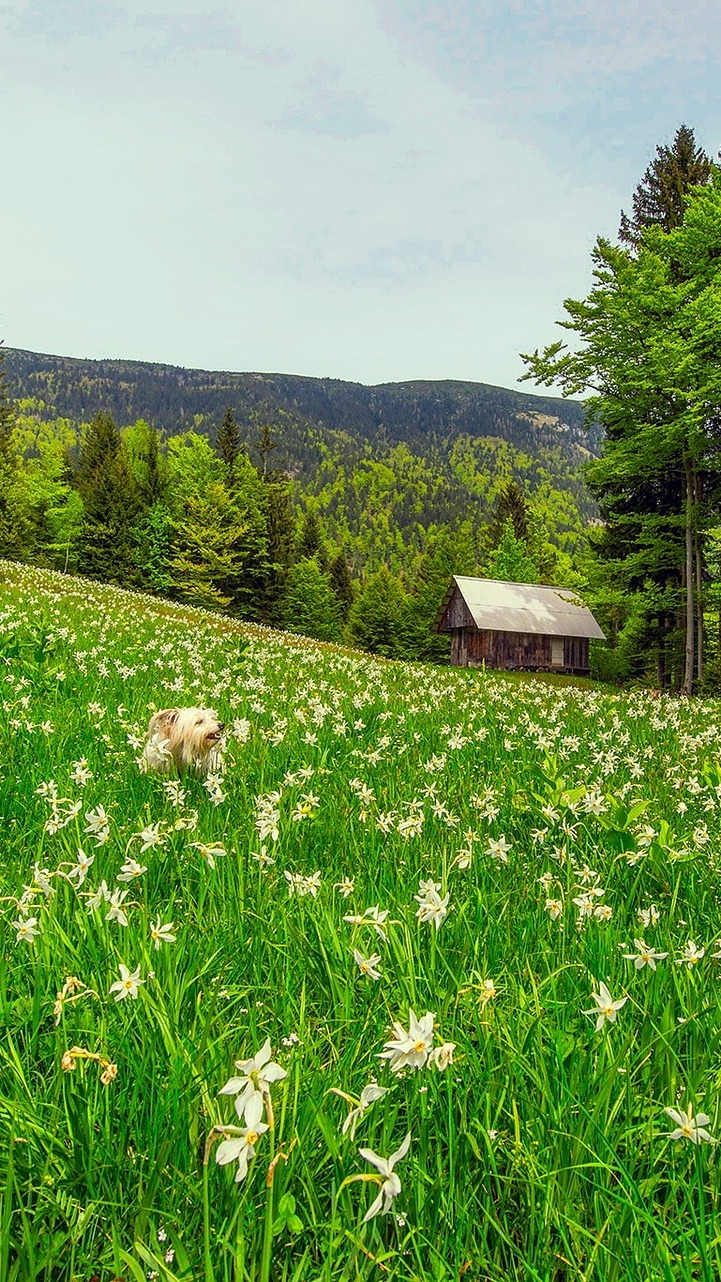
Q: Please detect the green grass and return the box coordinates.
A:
[2,560,721,1281]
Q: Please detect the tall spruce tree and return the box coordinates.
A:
[0,343,32,560]
[298,509,327,568]
[75,411,141,583]
[347,565,409,658]
[486,481,530,548]
[280,557,340,641]
[619,124,714,246]
[405,525,475,661]
[216,408,243,485]
[329,548,354,620]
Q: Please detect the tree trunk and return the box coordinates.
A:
[694,469,703,687]
[682,459,695,696]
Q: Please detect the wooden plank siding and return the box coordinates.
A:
[449,628,589,674]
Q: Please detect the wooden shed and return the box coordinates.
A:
[433,576,605,674]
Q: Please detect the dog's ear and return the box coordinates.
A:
[151,707,180,731]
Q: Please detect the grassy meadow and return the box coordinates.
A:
[3,562,721,1281]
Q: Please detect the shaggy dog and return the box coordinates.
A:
[141,707,225,777]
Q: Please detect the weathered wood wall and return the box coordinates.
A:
[449,629,589,673]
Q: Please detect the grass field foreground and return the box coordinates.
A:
[2,562,721,1281]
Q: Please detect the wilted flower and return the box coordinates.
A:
[359,1133,411,1221]
[430,1042,456,1071]
[337,1082,389,1139]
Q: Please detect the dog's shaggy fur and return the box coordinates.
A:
[140,707,225,777]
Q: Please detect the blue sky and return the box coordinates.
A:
[2,0,720,388]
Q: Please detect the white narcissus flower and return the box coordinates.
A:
[583,981,627,1031]
[109,963,144,1001]
[216,1122,269,1182]
[623,939,669,970]
[116,857,148,883]
[676,940,705,968]
[219,1039,287,1127]
[190,841,227,869]
[414,883,450,931]
[665,1104,716,1145]
[379,1010,434,1073]
[150,919,176,949]
[359,1132,411,1222]
[353,949,382,981]
[13,916,40,944]
[67,848,94,886]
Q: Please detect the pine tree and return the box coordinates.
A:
[216,408,243,485]
[297,509,327,568]
[619,124,714,245]
[75,411,142,583]
[257,478,296,624]
[347,565,409,658]
[280,557,340,641]
[329,548,354,620]
[0,344,33,559]
[522,170,721,694]
[486,481,530,548]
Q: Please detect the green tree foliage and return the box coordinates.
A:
[123,419,167,506]
[619,124,714,246]
[0,345,34,559]
[522,169,721,693]
[329,548,355,620]
[486,518,540,584]
[216,408,243,485]
[297,508,327,568]
[168,433,269,613]
[75,411,141,583]
[486,481,530,548]
[280,558,340,641]
[405,525,476,662]
[347,566,410,658]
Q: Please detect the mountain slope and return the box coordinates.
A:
[7,347,599,573]
[7,347,599,460]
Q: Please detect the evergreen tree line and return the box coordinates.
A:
[524,124,721,694]
[0,382,551,661]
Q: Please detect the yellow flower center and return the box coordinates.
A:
[414,1040,427,1052]
[247,1130,259,1145]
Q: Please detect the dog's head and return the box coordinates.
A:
[150,707,225,758]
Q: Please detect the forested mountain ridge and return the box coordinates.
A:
[6,347,599,463]
[6,347,599,581]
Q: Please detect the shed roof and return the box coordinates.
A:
[437,576,605,639]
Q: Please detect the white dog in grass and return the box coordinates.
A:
[141,707,225,777]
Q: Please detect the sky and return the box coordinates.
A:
[2,0,721,389]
